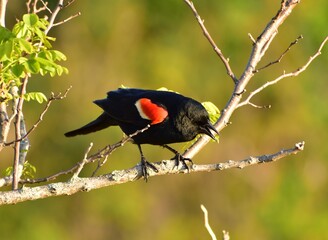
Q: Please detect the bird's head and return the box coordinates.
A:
[182,100,219,140]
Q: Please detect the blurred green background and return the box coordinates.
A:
[1,0,328,239]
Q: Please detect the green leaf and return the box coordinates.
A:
[13,22,29,38]
[56,65,64,75]
[24,92,47,103]
[23,14,39,27]
[4,166,13,176]
[34,92,47,103]
[0,26,14,42]
[3,40,13,59]
[37,18,48,30]
[24,58,40,74]
[50,50,67,61]
[62,67,69,74]
[22,161,37,178]
[0,44,8,61]
[24,93,31,101]
[11,64,25,78]
[16,38,33,53]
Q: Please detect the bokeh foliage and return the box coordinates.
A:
[1,0,328,239]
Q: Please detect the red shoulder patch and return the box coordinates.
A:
[135,98,168,124]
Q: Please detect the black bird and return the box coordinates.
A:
[65,88,218,180]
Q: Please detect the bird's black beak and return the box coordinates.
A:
[201,121,219,141]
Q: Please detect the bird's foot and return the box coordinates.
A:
[140,157,158,182]
[172,153,193,172]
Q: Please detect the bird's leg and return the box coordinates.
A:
[137,144,158,182]
[162,145,193,171]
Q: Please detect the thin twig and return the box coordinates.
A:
[52,12,81,27]
[183,0,237,84]
[71,142,93,180]
[39,0,52,14]
[87,124,151,163]
[237,36,328,108]
[26,0,32,13]
[63,0,77,9]
[201,204,217,240]
[92,155,109,177]
[254,35,303,73]
[5,86,72,146]
[222,231,230,240]
[248,33,256,44]
[45,0,64,35]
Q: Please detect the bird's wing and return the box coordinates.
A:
[94,88,167,126]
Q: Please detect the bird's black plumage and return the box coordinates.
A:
[65,88,218,180]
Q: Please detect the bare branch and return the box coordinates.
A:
[254,35,303,73]
[63,0,77,9]
[5,87,72,146]
[26,0,50,14]
[183,0,237,84]
[0,141,304,205]
[92,155,109,177]
[222,231,230,240]
[12,77,29,190]
[0,102,10,151]
[13,124,151,186]
[52,12,81,27]
[0,0,8,27]
[237,36,328,109]
[201,204,218,240]
[248,33,256,44]
[45,0,64,35]
[71,142,93,180]
[183,0,301,160]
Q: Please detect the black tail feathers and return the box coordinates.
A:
[65,113,117,137]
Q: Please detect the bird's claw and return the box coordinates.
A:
[172,154,193,172]
[140,157,158,182]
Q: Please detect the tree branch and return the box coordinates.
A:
[182,0,301,160]
[5,87,71,146]
[0,0,323,206]
[237,36,328,108]
[184,0,237,84]
[45,0,64,35]
[201,204,218,240]
[254,35,303,73]
[0,0,8,27]
[12,77,29,190]
[0,141,304,205]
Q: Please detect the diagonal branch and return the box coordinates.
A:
[183,0,301,160]
[254,35,303,73]
[45,0,64,35]
[184,0,237,84]
[5,87,71,146]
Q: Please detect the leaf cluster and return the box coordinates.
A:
[0,14,68,103]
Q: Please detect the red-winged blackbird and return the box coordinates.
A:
[65,88,218,180]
